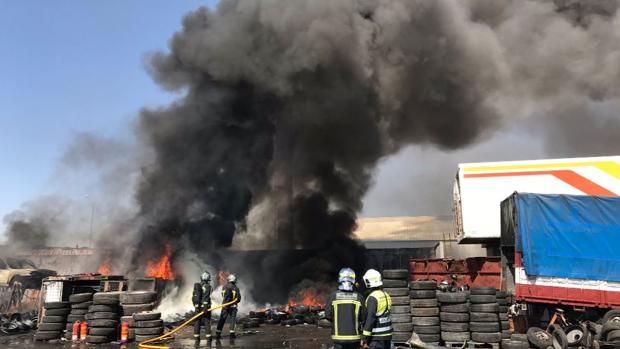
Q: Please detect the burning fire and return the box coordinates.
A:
[97,262,111,276]
[218,271,230,286]
[145,244,175,280]
[287,289,325,309]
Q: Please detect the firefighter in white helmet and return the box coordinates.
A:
[216,274,241,339]
[361,269,392,348]
[192,271,213,341]
[325,267,366,349]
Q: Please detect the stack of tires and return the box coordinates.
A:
[382,269,411,343]
[469,287,501,345]
[64,293,94,340]
[119,291,158,342]
[496,291,511,339]
[437,291,470,344]
[409,280,439,344]
[35,301,71,341]
[85,292,121,344]
[132,312,164,342]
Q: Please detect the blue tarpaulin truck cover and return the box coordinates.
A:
[514,193,620,282]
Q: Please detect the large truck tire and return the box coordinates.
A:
[470,312,499,322]
[69,293,94,303]
[470,295,497,304]
[470,287,496,295]
[410,290,437,299]
[412,317,439,326]
[442,331,470,342]
[385,288,409,297]
[410,281,437,290]
[133,312,161,321]
[383,279,408,288]
[441,303,469,313]
[411,307,439,316]
[441,322,468,332]
[471,332,502,343]
[120,291,157,305]
[382,270,408,279]
[549,324,568,349]
[414,325,440,334]
[470,322,500,333]
[412,299,438,307]
[437,292,467,303]
[440,312,469,322]
[527,327,553,349]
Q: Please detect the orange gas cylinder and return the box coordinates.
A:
[80,321,88,342]
[72,320,81,341]
[120,321,129,343]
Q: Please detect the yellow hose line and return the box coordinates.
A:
[138,299,238,349]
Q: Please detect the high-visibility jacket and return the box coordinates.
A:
[325,290,366,342]
[221,282,241,307]
[362,289,392,340]
[192,282,212,308]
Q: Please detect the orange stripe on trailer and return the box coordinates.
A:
[463,161,620,180]
[464,170,617,196]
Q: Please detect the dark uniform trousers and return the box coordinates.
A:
[193,308,212,337]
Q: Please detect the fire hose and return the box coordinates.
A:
[138,298,238,349]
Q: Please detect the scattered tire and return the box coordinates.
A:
[412,317,439,326]
[411,299,438,308]
[89,327,117,337]
[411,307,439,317]
[606,329,620,342]
[120,291,157,305]
[470,287,496,295]
[470,295,497,304]
[440,312,469,322]
[38,323,65,331]
[383,279,408,288]
[392,305,411,314]
[133,312,161,321]
[393,322,414,332]
[89,319,118,328]
[44,302,70,309]
[42,316,65,323]
[442,331,470,342]
[418,334,441,343]
[71,301,93,309]
[414,325,440,334]
[34,330,62,340]
[441,303,469,313]
[392,314,413,323]
[382,269,408,279]
[502,339,529,349]
[436,292,468,303]
[89,304,118,313]
[470,303,499,313]
[135,327,164,336]
[410,290,436,299]
[69,293,93,303]
[565,324,587,346]
[45,308,70,316]
[470,312,499,322]
[441,322,469,332]
[549,324,568,349]
[410,281,437,290]
[135,319,164,328]
[391,296,410,305]
[385,288,409,297]
[470,322,500,333]
[527,327,553,349]
[122,303,155,315]
[86,335,112,344]
[471,332,502,343]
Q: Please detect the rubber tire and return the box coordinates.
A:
[385,288,409,297]
[502,320,509,330]
[411,307,439,316]
[602,321,620,340]
[410,281,437,290]
[511,333,529,342]
[499,313,508,321]
[470,322,500,332]
[441,303,469,313]
[45,308,70,316]
[549,324,568,349]
[502,330,511,339]
[470,303,499,313]
[90,312,118,320]
[392,332,412,343]
[89,319,118,328]
[499,305,509,313]
[412,317,439,326]
[440,312,469,322]
[606,329,620,342]
[69,293,93,303]
[135,319,163,328]
[411,299,438,307]
[42,316,66,323]
[89,327,117,337]
[496,291,508,299]
[410,290,437,299]
[38,323,65,331]
[122,303,155,315]
[565,324,587,346]
[502,339,529,349]
[135,327,164,336]
[527,327,553,349]
[382,269,408,279]
[67,314,85,322]
[418,334,441,343]
[441,322,468,332]
[470,295,497,304]
[89,304,118,313]
[44,302,70,309]
[414,325,440,334]
[70,308,88,315]
[436,292,468,303]
[470,287,497,295]
[497,299,509,306]
[442,331,470,342]
[86,335,112,344]
[393,322,414,332]
[93,298,119,305]
[603,310,620,324]
[472,332,502,343]
[71,301,93,309]
[383,279,408,288]
[391,296,410,305]
[392,305,411,314]
[470,312,499,322]
[392,314,412,323]
[135,334,158,342]
[120,315,136,326]
[93,292,121,301]
[133,312,161,321]
[120,291,157,305]
[34,330,61,340]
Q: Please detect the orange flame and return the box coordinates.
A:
[97,262,111,276]
[218,271,230,286]
[145,244,175,280]
[287,289,325,309]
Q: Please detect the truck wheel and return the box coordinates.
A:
[564,324,587,346]
[527,327,553,349]
[549,324,568,349]
[603,310,620,324]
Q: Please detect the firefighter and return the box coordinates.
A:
[192,272,213,341]
[325,267,366,349]
[361,269,392,349]
[216,274,241,339]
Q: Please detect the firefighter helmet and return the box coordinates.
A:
[363,269,383,288]
[201,272,211,282]
[227,274,237,283]
[338,268,356,291]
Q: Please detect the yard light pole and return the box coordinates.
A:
[85,195,95,248]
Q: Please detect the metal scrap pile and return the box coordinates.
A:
[0,311,37,335]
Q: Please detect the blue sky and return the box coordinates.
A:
[0,1,218,225]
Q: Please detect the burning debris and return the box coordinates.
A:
[145,244,175,281]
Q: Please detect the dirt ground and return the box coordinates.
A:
[1,324,333,349]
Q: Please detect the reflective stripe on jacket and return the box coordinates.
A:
[362,289,392,339]
[325,290,366,342]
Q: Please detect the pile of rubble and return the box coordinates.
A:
[242,305,324,328]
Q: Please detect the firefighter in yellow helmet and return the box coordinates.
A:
[324,267,366,349]
[361,269,392,349]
